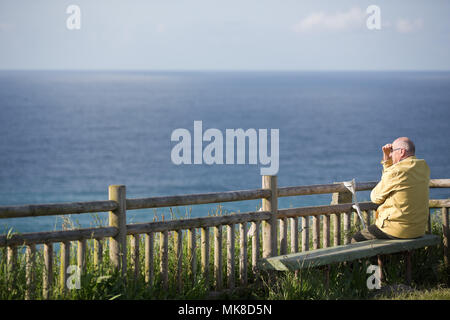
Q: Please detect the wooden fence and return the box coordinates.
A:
[0,176,449,299]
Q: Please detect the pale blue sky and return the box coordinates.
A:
[0,0,449,70]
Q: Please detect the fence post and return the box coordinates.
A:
[77,239,86,274]
[144,232,154,286]
[262,175,278,258]
[25,244,36,300]
[443,207,449,269]
[93,238,103,269]
[214,226,223,290]
[188,228,197,283]
[59,241,70,295]
[109,185,127,275]
[201,227,210,286]
[6,246,17,288]
[43,243,53,299]
[331,183,353,244]
[331,184,352,205]
[239,222,248,286]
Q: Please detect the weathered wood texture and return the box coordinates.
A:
[160,230,169,290]
[109,185,127,275]
[259,234,441,271]
[239,223,248,286]
[227,225,235,289]
[0,202,386,248]
[174,230,183,292]
[323,214,330,248]
[214,226,223,290]
[0,201,117,219]
[0,227,117,246]
[131,234,140,280]
[290,218,298,253]
[301,216,309,252]
[7,245,17,273]
[262,175,278,258]
[93,238,102,268]
[25,244,36,300]
[331,188,352,246]
[278,181,377,197]
[188,228,197,282]
[60,241,70,294]
[333,214,341,246]
[127,211,271,235]
[429,179,450,188]
[126,189,271,210]
[277,202,378,219]
[251,221,260,273]
[42,243,53,299]
[430,199,450,208]
[144,233,154,285]
[312,216,320,250]
[77,240,86,273]
[201,227,210,285]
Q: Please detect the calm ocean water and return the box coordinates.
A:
[0,71,449,233]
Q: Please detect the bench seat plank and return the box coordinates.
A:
[258,234,441,271]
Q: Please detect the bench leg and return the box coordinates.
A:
[405,250,412,285]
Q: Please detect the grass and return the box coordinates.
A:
[0,206,449,300]
[376,286,450,300]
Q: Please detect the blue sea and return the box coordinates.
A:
[0,71,449,233]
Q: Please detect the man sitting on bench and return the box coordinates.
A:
[351,137,430,243]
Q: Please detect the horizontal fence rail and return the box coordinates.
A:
[127,211,272,235]
[1,179,448,219]
[277,181,378,197]
[429,199,450,208]
[126,189,271,210]
[0,176,449,299]
[0,200,118,219]
[0,226,117,247]
[277,202,379,218]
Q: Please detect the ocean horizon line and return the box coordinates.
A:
[1,69,450,73]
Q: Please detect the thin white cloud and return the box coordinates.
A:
[292,7,365,33]
[156,24,166,33]
[395,18,423,33]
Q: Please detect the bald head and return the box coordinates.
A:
[393,137,415,156]
[390,137,415,163]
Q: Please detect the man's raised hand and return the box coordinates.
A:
[382,143,393,161]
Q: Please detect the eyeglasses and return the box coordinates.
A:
[392,148,405,152]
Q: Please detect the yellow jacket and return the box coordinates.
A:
[371,156,430,238]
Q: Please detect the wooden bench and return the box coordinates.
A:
[258,234,441,285]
